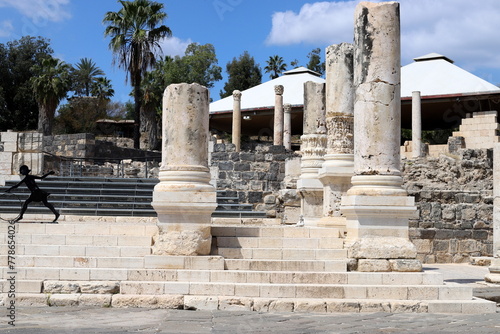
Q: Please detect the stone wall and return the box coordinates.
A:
[403,149,493,263]
[209,142,299,217]
[0,131,43,179]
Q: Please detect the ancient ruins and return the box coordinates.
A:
[0,1,499,314]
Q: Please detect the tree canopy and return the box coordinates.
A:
[264,55,287,80]
[103,0,172,149]
[306,48,325,76]
[220,51,262,99]
[0,36,53,131]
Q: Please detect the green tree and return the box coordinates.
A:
[220,51,262,99]
[264,55,287,79]
[91,77,115,100]
[140,70,163,150]
[0,36,53,131]
[306,48,325,76]
[72,58,105,97]
[290,59,300,68]
[103,0,172,149]
[31,56,71,135]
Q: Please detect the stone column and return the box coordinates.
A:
[297,81,327,226]
[318,43,355,230]
[486,143,500,283]
[340,1,420,272]
[232,90,242,152]
[283,103,292,150]
[151,83,217,256]
[273,85,284,146]
[412,91,422,158]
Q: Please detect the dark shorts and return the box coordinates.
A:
[29,189,49,202]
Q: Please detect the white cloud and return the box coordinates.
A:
[0,0,71,24]
[159,36,193,57]
[0,20,14,37]
[266,1,355,46]
[266,0,500,72]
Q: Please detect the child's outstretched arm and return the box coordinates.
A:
[5,179,24,192]
[40,171,55,180]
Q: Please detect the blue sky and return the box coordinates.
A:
[1,0,500,104]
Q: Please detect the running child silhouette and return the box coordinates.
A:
[6,165,60,222]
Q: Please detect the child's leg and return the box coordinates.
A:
[43,199,59,221]
[17,199,31,221]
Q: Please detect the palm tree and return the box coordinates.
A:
[91,77,115,100]
[73,58,105,96]
[103,0,172,149]
[264,55,287,80]
[31,56,71,135]
[140,70,163,150]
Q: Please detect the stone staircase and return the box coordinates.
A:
[0,177,266,218]
[0,216,496,313]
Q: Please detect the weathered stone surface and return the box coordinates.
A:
[218,297,253,311]
[349,238,418,259]
[184,296,218,310]
[79,294,112,307]
[48,294,80,307]
[79,281,120,294]
[43,281,80,294]
[389,259,422,272]
[357,259,391,272]
[152,225,212,256]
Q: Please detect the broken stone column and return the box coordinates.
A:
[412,91,422,158]
[486,143,500,283]
[318,43,355,230]
[283,103,292,150]
[273,85,284,146]
[151,83,217,256]
[297,81,327,226]
[340,1,420,272]
[232,90,242,152]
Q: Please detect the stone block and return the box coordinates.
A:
[111,294,158,308]
[48,294,80,306]
[59,269,90,281]
[294,299,327,313]
[219,297,253,311]
[357,259,391,272]
[79,294,112,307]
[389,259,422,272]
[327,300,361,313]
[348,238,417,259]
[390,301,427,313]
[184,295,218,310]
[268,300,294,312]
[359,301,391,313]
[156,295,184,309]
[15,293,49,306]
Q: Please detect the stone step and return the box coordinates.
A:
[0,255,150,268]
[117,282,474,301]
[1,269,444,285]
[0,279,474,301]
[1,234,152,247]
[0,243,152,256]
[224,259,347,272]
[215,236,344,249]
[2,293,496,314]
[216,247,348,260]
[211,225,342,238]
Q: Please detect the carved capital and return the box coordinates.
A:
[326,115,354,154]
[284,103,292,113]
[274,85,284,95]
[232,90,242,101]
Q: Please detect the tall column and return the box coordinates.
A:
[318,43,355,230]
[232,90,242,152]
[412,91,422,158]
[273,85,284,146]
[340,2,420,272]
[297,81,327,226]
[151,83,217,256]
[486,143,500,283]
[283,103,292,150]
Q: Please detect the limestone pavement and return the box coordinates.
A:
[0,306,499,334]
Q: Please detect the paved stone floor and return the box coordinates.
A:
[0,306,499,334]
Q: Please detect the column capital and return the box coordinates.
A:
[274,85,284,95]
[284,103,292,113]
[232,90,242,101]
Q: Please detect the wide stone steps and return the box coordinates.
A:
[216,247,347,260]
[224,259,347,272]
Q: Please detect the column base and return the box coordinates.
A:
[152,223,212,256]
[485,258,500,284]
[297,178,323,226]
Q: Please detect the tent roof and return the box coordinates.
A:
[210,67,325,113]
[401,53,500,98]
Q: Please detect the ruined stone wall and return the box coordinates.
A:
[210,142,299,217]
[403,149,493,263]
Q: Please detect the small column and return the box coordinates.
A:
[412,91,422,158]
[273,85,284,146]
[486,143,500,283]
[232,90,242,152]
[318,43,355,230]
[151,83,217,256]
[297,81,327,226]
[340,1,420,272]
[283,103,292,150]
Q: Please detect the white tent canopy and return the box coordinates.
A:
[401,53,500,98]
[210,67,325,113]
